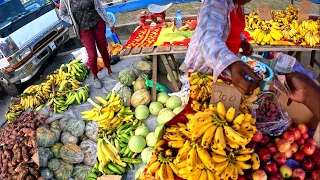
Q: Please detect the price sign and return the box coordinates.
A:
[98,175,122,180]
[210,83,242,114]
[256,4,273,20]
[298,0,311,24]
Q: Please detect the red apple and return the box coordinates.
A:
[252,170,267,180]
[247,141,257,149]
[282,131,295,143]
[284,149,293,158]
[252,130,263,142]
[294,151,306,162]
[280,165,293,178]
[303,142,316,156]
[269,173,284,180]
[276,139,291,153]
[302,133,309,139]
[301,158,314,171]
[260,135,270,145]
[297,124,308,134]
[266,142,278,154]
[259,148,271,162]
[305,178,313,180]
[311,170,320,180]
[292,168,306,180]
[264,162,279,174]
[273,152,286,165]
[291,142,299,153]
[312,150,320,166]
[274,137,281,143]
[297,137,306,146]
[306,138,317,146]
[237,177,247,180]
[292,128,302,140]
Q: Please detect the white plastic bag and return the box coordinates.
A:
[71,47,102,65]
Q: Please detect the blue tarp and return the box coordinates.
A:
[104,0,199,13]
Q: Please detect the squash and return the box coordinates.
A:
[80,140,97,166]
[51,120,60,130]
[66,119,85,137]
[50,143,63,158]
[85,121,98,142]
[54,160,73,180]
[38,147,54,167]
[72,164,93,180]
[119,69,137,86]
[131,89,151,108]
[41,168,54,180]
[134,77,148,92]
[48,158,60,171]
[36,125,59,147]
[120,86,133,107]
[59,118,69,132]
[60,143,84,164]
[61,132,79,144]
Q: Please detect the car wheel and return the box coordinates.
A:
[0,73,20,97]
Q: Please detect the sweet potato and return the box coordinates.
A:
[21,147,28,162]
[14,162,27,173]
[21,128,35,137]
[26,175,36,180]
[28,167,39,179]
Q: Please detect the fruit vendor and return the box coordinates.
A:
[180,0,262,94]
[59,0,115,89]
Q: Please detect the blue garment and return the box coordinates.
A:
[0,0,5,5]
[293,61,316,80]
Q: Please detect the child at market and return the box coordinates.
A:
[286,72,320,124]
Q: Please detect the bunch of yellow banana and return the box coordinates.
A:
[65,59,89,82]
[81,91,135,131]
[251,21,283,45]
[301,19,319,32]
[5,110,22,122]
[245,11,262,30]
[285,4,298,20]
[187,102,257,150]
[239,87,260,114]
[189,72,213,102]
[97,138,126,172]
[304,31,320,47]
[20,87,51,110]
[191,100,216,112]
[208,149,259,179]
[139,150,176,180]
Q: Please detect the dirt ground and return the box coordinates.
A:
[116,0,320,24]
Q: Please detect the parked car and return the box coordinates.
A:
[0,0,69,96]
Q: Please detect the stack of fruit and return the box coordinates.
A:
[250,124,320,180]
[81,91,136,131]
[5,59,89,121]
[140,101,260,180]
[246,4,319,46]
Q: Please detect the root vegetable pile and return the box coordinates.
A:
[0,112,47,179]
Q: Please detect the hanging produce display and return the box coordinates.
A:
[5,59,89,122]
[245,4,320,46]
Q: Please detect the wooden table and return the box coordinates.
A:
[121,44,320,101]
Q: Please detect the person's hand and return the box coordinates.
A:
[240,40,253,56]
[228,61,262,94]
[110,26,116,33]
[285,72,318,104]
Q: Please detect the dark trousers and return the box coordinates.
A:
[80,18,110,78]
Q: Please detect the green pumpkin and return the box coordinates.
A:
[80,140,97,166]
[60,143,84,164]
[50,143,63,158]
[85,121,98,142]
[120,86,133,107]
[119,69,137,86]
[48,158,60,171]
[66,119,85,137]
[36,125,59,147]
[72,164,93,180]
[54,160,73,180]
[131,89,151,108]
[61,132,78,145]
[41,168,53,180]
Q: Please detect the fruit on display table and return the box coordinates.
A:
[189,72,213,102]
[246,4,319,46]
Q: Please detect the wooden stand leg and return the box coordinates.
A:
[310,50,316,67]
[169,54,181,88]
[160,55,180,92]
[152,55,158,102]
[295,51,301,62]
